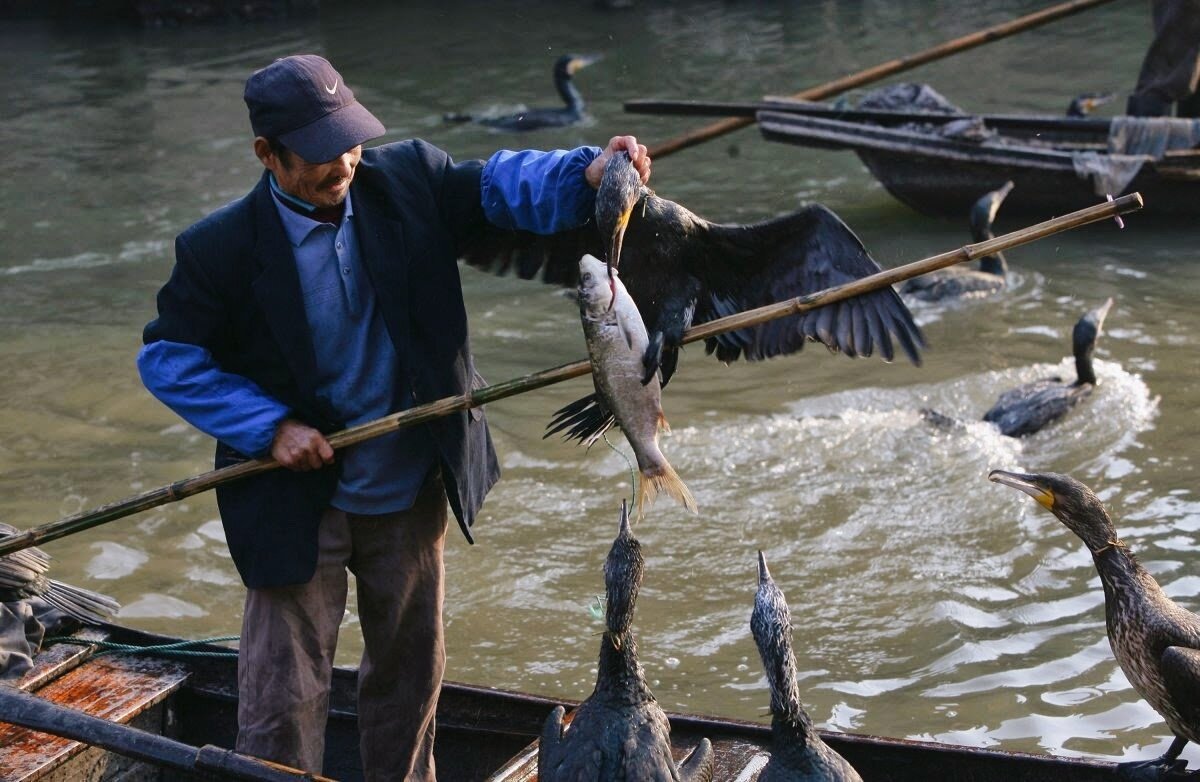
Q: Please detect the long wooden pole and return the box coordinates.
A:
[647,0,1121,159]
[0,193,1143,558]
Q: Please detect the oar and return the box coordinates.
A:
[628,99,1113,136]
[0,685,332,781]
[0,193,1143,558]
[647,0,1121,159]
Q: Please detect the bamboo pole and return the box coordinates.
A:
[0,193,1142,558]
[647,0,1121,159]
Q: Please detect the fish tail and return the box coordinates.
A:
[636,461,697,518]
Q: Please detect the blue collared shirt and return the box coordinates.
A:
[139,145,600,514]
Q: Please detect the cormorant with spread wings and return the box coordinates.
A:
[462,151,925,442]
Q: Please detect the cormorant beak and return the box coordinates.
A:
[988,470,1056,510]
[568,54,602,75]
[757,550,771,583]
[605,205,633,310]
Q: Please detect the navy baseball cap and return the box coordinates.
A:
[244,54,385,164]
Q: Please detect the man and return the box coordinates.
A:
[138,54,650,780]
[1127,0,1200,117]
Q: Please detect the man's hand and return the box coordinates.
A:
[585,135,651,189]
[271,418,335,471]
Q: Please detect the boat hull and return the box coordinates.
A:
[759,110,1200,218]
[0,625,1184,781]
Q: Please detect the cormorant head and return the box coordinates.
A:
[554,53,601,81]
[604,500,644,638]
[1066,92,1115,117]
[988,470,1120,552]
[969,180,1014,241]
[595,150,648,281]
[751,551,804,722]
[1072,297,1113,385]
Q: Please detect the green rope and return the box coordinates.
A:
[601,432,637,509]
[45,635,240,659]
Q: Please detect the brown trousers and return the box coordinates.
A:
[235,472,449,781]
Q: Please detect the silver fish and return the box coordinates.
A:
[576,253,696,518]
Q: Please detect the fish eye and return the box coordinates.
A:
[582,272,592,283]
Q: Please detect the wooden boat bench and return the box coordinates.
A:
[0,629,190,782]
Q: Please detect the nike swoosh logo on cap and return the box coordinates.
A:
[324,80,338,95]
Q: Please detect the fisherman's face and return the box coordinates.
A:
[255,139,362,208]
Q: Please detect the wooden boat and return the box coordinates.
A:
[756,108,1200,219]
[624,98,1200,218]
[1,624,1189,781]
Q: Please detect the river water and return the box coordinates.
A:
[2,0,1199,768]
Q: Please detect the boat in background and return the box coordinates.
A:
[760,110,1200,219]
[0,623,1186,781]
[626,97,1200,219]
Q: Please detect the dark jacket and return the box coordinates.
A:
[143,140,500,588]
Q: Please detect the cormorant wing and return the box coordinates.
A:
[1161,646,1200,729]
[696,204,925,366]
[460,221,601,288]
[538,705,567,771]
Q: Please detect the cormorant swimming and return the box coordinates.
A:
[989,470,1200,779]
[752,551,862,782]
[0,523,120,626]
[902,181,1014,302]
[538,502,714,781]
[444,54,601,131]
[983,297,1114,437]
[1066,92,1116,117]
[465,152,924,443]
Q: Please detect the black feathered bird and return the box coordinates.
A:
[902,181,1013,302]
[983,298,1113,437]
[444,54,601,131]
[464,152,925,443]
[538,502,714,781]
[752,551,863,782]
[989,470,1200,779]
[0,523,120,625]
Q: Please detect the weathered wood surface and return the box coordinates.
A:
[0,647,189,781]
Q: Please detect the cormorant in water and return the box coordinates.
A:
[902,181,1014,302]
[983,297,1114,437]
[444,54,600,131]
[0,523,120,625]
[752,552,863,782]
[464,152,924,443]
[539,502,714,781]
[989,470,1200,780]
[1066,92,1116,117]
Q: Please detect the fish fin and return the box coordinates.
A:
[657,410,671,434]
[636,461,698,519]
[618,314,636,351]
[544,393,616,447]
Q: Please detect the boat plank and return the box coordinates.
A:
[0,653,190,782]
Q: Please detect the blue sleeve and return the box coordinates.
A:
[137,340,290,458]
[480,146,602,233]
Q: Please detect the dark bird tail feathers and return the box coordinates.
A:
[544,392,616,446]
